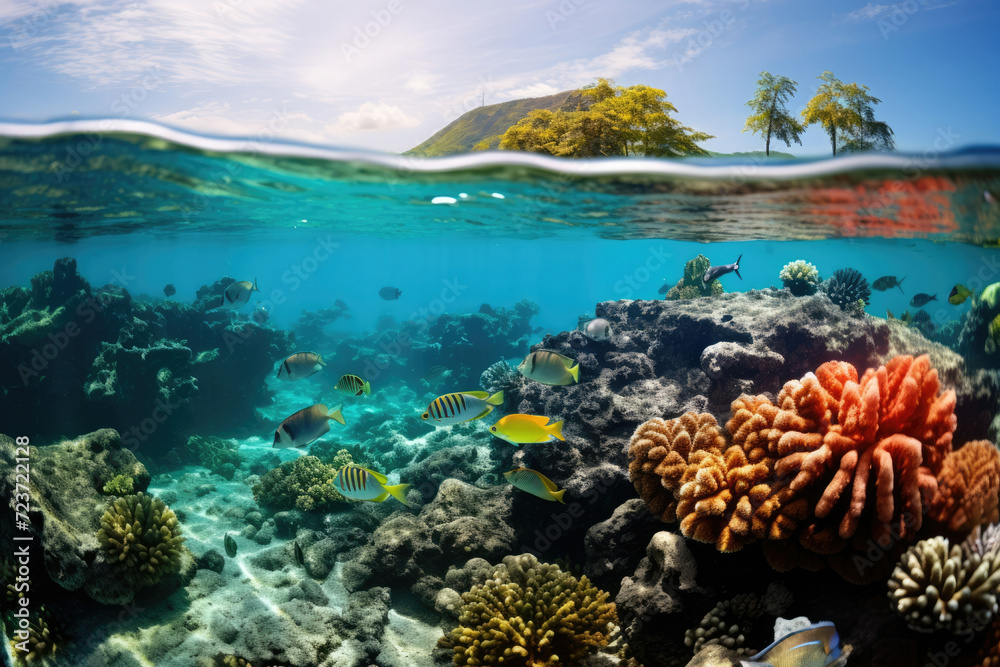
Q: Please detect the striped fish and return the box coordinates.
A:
[331,463,410,504]
[421,390,503,425]
[222,278,259,309]
[504,468,565,503]
[517,349,580,385]
[335,374,371,396]
[273,403,345,448]
[276,352,326,381]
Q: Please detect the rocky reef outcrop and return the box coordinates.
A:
[0,260,294,454]
[0,429,195,605]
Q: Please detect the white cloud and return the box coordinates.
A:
[326,102,421,135]
[847,3,893,21]
[506,83,561,98]
[404,70,440,94]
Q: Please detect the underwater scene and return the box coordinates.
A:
[3,124,1000,667]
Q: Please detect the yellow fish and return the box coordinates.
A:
[422,391,503,425]
[331,463,410,505]
[948,284,972,305]
[504,468,565,502]
[517,350,579,385]
[489,414,564,445]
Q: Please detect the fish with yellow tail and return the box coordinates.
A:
[949,284,973,305]
[739,621,842,667]
[331,463,410,505]
[489,414,564,445]
[504,468,565,503]
[276,352,326,381]
[222,278,259,309]
[273,403,345,449]
[517,349,579,385]
[422,390,503,425]
[335,374,371,396]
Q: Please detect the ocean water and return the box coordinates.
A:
[2,121,1000,667]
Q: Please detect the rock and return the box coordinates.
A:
[617,532,700,635]
[245,510,264,528]
[584,499,663,590]
[0,429,193,605]
[254,520,275,545]
[273,509,303,537]
[684,644,741,667]
[196,549,225,574]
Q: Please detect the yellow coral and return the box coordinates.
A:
[439,554,617,666]
[96,492,185,585]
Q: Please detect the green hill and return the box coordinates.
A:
[406,89,585,157]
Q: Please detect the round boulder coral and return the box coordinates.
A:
[888,535,1000,633]
[438,554,618,666]
[779,260,820,296]
[96,492,185,586]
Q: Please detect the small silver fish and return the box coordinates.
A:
[224,533,237,558]
[702,255,742,284]
[584,318,612,341]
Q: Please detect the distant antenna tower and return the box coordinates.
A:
[481,91,485,107]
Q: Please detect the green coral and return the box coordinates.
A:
[5,606,62,666]
[176,435,242,480]
[251,455,352,512]
[101,474,134,496]
[981,282,1000,310]
[778,259,820,296]
[438,553,618,666]
[987,314,1000,355]
[664,254,724,300]
[96,492,185,586]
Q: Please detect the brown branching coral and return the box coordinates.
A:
[96,492,185,586]
[930,441,1000,533]
[887,535,1000,633]
[438,553,618,666]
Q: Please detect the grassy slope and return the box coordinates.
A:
[405,90,583,157]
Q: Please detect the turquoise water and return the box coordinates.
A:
[3,122,1000,667]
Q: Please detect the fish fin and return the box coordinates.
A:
[366,468,389,484]
[471,407,493,421]
[384,483,411,505]
[253,277,259,292]
[551,489,566,504]
[519,415,553,425]
[569,363,580,383]
[487,391,504,405]
[547,420,565,441]
[328,404,346,425]
[897,276,906,293]
[931,294,937,301]
[363,381,371,395]
[463,391,490,399]
[734,267,742,280]
[371,491,391,502]
[318,355,327,366]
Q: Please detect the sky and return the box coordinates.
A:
[0,0,997,156]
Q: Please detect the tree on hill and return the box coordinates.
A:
[499,78,713,157]
[802,71,895,155]
[742,71,804,156]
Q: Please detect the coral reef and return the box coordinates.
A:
[929,440,1000,532]
[480,359,523,395]
[4,606,63,666]
[615,532,699,635]
[779,260,820,296]
[959,282,1000,368]
[684,584,792,656]
[823,267,871,311]
[101,474,134,495]
[97,492,186,586]
[437,553,618,666]
[167,434,244,479]
[887,535,1000,633]
[664,254,724,300]
[0,429,194,605]
[251,455,351,512]
[0,259,293,453]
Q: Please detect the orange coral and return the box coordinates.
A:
[628,411,807,552]
[930,440,1000,533]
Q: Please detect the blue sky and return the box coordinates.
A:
[0,0,996,155]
